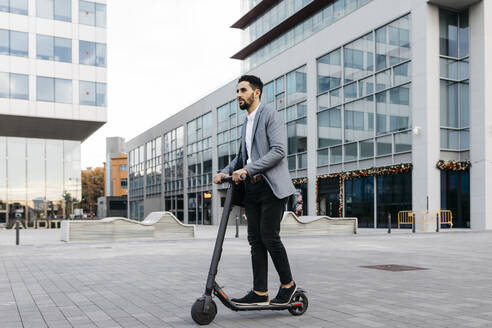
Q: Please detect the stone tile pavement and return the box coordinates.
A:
[0,229,491,327]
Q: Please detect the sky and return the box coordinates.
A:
[81,0,242,169]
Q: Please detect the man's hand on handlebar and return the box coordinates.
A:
[213,173,228,184]
[213,169,248,184]
[232,168,248,184]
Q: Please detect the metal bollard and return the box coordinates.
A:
[387,213,391,234]
[412,213,416,233]
[15,219,20,245]
[235,215,239,238]
[436,212,440,232]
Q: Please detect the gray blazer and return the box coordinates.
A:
[221,103,296,199]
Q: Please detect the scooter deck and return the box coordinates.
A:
[213,282,305,312]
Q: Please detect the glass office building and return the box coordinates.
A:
[127,0,492,231]
[0,0,107,226]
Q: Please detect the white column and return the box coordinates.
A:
[469,0,492,230]
[306,58,318,216]
[411,3,441,230]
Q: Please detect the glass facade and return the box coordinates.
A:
[0,29,28,57]
[1,0,107,225]
[376,172,411,228]
[37,0,71,22]
[188,113,213,225]
[129,145,144,220]
[441,170,469,228]
[188,113,213,187]
[439,9,469,151]
[188,191,212,225]
[145,137,162,198]
[79,40,107,67]
[79,0,106,28]
[317,14,411,167]
[164,127,184,221]
[217,99,246,170]
[243,0,314,45]
[79,81,107,107]
[36,34,72,63]
[0,0,28,15]
[0,137,81,226]
[317,177,340,217]
[261,66,308,171]
[345,176,374,227]
[0,72,28,100]
[36,76,72,104]
[244,0,371,70]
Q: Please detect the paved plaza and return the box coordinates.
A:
[1,228,491,328]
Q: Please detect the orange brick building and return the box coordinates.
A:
[108,153,128,196]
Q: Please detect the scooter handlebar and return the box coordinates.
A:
[221,174,247,184]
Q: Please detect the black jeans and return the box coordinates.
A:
[244,179,293,292]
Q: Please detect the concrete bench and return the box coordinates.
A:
[61,212,194,242]
[280,212,358,236]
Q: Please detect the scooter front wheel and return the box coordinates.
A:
[191,298,217,325]
[288,291,308,316]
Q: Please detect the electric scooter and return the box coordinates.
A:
[191,175,308,325]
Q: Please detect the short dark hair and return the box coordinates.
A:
[238,75,263,98]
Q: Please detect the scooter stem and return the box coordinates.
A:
[204,185,234,297]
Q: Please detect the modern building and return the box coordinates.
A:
[105,137,127,197]
[0,0,107,226]
[97,137,127,219]
[126,0,492,231]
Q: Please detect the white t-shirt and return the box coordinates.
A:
[245,103,260,165]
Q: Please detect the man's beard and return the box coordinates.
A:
[239,93,255,110]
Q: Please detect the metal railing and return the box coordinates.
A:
[397,210,453,232]
[397,211,414,230]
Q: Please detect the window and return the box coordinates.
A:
[344,96,374,142]
[316,14,412,166]
[79,1,106,27]
[0,0,28,15]
[96,82,106,107]
[376,84,411,135]
[317,48,341,93]
[95,2,106,27]
[119,164,127,171]
[189,113,213,186]
[0,29,28,57]
[37,0,71,22]
[95,43,106,67]
[36,76,72,104]
[163,127,184,193]
[79,81,107,107]
[79,41,106,67]
[286,101,307,171]
[344,33,373,83]
[264,81,274,106]
[244,0,371,71]
[0,72,29,100]
[376,15,410,71]
[0,29,7,55]
[37,34,72,63]
[217,100,242,171]
[317,107,341,148]
[120,179,128,188]
[79,0,95,25]
[439,9,469,151]
[286,66,307,105]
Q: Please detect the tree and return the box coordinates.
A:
[63,191,79,218]
[81,167,105,215]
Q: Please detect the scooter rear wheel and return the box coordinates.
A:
[288,291,308,316]
[191,299,217,325]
